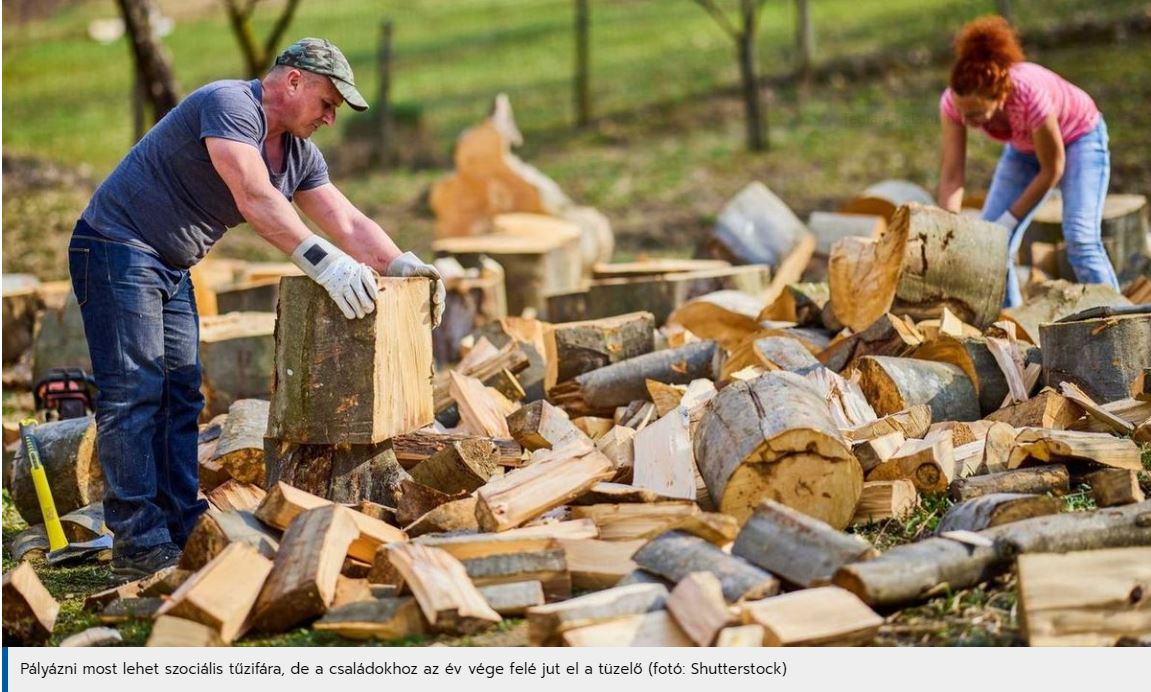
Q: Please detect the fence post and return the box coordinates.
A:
[377,19,394,166]
[574,0,591,128]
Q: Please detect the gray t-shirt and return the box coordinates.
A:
[82,79,329,268]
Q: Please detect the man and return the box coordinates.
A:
[69,37,445,580]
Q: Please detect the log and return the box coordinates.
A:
[840,179,934,222]
[978,421,1018,474]
[1008,428,1143,471]
[1021,193,1148,278]
[1071,398,1151,433]
[666,291,763,351]
[582,265,772,325]
[758,281,829,326]
[10,416,102,524]
[666,571,733,647]
[851,480,919,525]
[266,276,434,445]
[843,405,932,442]
[805,212,887,282]
[818,313,923,373]
[2,562,59,645]
[543,312,655,391]
[459,546,571,602]
[404,497,479,537]
[156,542,273,643]
[913,335,1042,416]
[732,500,878,588]
[179,510,279,571]
[249,504,359,633]
[408,438,499,494]
[857,356,979,422]
[526,582,668,645]
[264,437,409,508]
[432,258,507,365]
[434,339,531,418]
[937,493,1061,533]
[384,542,501,634]
[723,335,823,380]
[738,586,883,646]
[985,388,1083,429]
[866,435,955,494]
[1017,547,1151,646]
[570,502,698,542]
[474,447,614,532]
[592,259,731,280]
[209,399,268,486]
[506,399,588,452]
[1058,381,1136,435]
[829,204,1008,331]
[146,616,225,647]
[694,371,861,528]
[949,465,1071,502]
[831,500,1151,607]
[1085,469,1145,507]
[852,431,905,474]
[1002,280,1130,345]
[1040,310,1151,403]
[560,610,692,647]
[477,581,545,616]
[632,531,780,603]
[558,538,643,591]
[391,430,522,469]
[3,281,40,366]
[198,312,276,418]
[254,482,406,562]
[703,182,811,269]
[632,406,698,501]
[31,293,90,385]
[549,341,719,418]
[449,371,514,437]
[204,480,265,513]
[313,596,426,641]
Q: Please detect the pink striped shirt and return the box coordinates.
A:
[940,62,1099,154]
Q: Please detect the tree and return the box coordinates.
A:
[794,0,814,86]
[116,0,181,126]
[694,0,768,151]
[222,0,303,79]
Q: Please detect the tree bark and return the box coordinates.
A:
[1040,310,1151,403]
[116,0,180,124]
[11,417,102,524]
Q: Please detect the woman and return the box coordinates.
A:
[937,15,1118,307]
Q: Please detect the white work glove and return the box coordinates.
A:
[386,251,446,329]
[290,235,378,319]
[992,210,1018,232]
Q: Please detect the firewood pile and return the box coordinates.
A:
[4,184,1151,648]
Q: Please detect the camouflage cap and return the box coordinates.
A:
[275,37,368,111]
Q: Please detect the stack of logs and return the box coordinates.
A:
[5,200,1151,648]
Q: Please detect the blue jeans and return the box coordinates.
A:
[981,118,1119,307]
[68,220,208,556]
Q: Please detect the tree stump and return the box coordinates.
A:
[1040,310,1151,403]
[198,312,275,419]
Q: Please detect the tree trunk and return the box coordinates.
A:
[738,1,766,151]
[116,0,180,123]
[794,0,815,84]
[264,437,411,507]
[573,0,591,127]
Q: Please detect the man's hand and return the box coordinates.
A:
[992,210,1018,232]
[386,251,446,329]
[290,235,378,319]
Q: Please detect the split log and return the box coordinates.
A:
[572,416,613,439]
[209,399,268,485]
[632,531,780,603]
[759,282,829,326]
[506,399,588,452]
[581,265,771,325]
[1059,381,1136,435]
[1085,469,1145,507]
[818,314,923,373]
[913,335,1041,416]
[384,542,501,634]
[2,562,59,645]
[404,497,479,537]
[561,610,692,647]
[249,504,359,633]
[843,405,932,443]
[457,545,570,602]
[666,291,763,351]
[937,493,1061,533]
[703,182,812,270]
[434,339,531,419]
[977,421,1018,474]
[840,179,934,222]
[549,340,719,418]
[949,465,1070,502]
[266,276,434,445]
[450,371,514,437]
[985,388,1083,429]
[204,480,265,513]
[198,312,275,418]
[391,430,522,469]
[738,586,883,646]
[474,447,613,532]
[1071,398,1151,434]
[526,582,668,645]
[558,538,643,591]
[666,572,733,647]
[1040,309,1151,403]
[857,356,979,422]
[732,500,878,588]
[632,405,698,501]
[146,616,225,647]
[179,510,279,571]
[831,500,1151,608]
[1002,280,1130,344]
[866,435,955,494]
[716,624,766,647]
[543,312,655,391]
[1018,546,1151,646]
[264,437,409,507]
[478,581,545,616]
[694,371,861,528]
[1008,428,1143,471]
[254,482,406,562]
[156,542,273,643]
[851,480,919,525]
[313,596,426,641]
[570,502,698,542]
[408,438,499,494]
[722,335,823,381]
[99,597,163,624]
[10,416,102,523]
[829,204,1008,331]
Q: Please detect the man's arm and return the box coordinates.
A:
[294,183,402,274]
[937,114,967,212]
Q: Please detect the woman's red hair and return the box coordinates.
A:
[949,15,1024,99]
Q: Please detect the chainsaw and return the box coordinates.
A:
[33,368,97,421]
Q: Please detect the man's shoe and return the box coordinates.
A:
[110,542,182,581]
